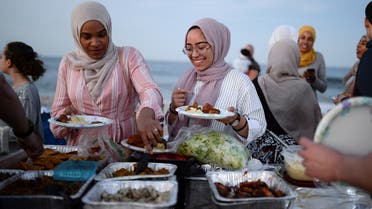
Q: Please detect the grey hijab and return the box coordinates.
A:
[67,1,118,99]
[258,39,321,140]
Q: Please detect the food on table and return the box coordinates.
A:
[17,147,104,170]
[282,146,312,181]
[112,163,169,176]
[100,186,170,203]
[186,102,221,114]
[215,179,286,198]
[0,176,83,195]
[127,134,167,150]
[177,130,250,169]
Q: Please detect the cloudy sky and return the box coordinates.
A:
[0,0,369,67]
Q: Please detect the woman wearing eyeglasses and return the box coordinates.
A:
[166,18,266,144]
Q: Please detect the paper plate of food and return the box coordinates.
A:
[121,134,174,153]
[176,102,235,120]
[314,96,372,156]
[48,114,113,129]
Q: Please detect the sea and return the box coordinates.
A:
[29,56,349,114]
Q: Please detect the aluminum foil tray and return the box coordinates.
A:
[0,169,24,187]
[95,162,177,181]
[43,145,107,170]
[207,170,296,205]
[44,144,79,153]
[82,180,178,209]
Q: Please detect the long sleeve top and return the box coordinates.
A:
[298,52,327,96]
[50,47,164,145]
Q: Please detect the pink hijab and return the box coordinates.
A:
[170,18,232,137]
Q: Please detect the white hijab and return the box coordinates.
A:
[268,25,297,52]
[67,1,118,99]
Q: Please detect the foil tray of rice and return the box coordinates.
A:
[0,170,94,209]
[207,170,296,209]
[95,162,177,181]
[82,180,178,209]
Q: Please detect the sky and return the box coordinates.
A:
[0,0,369,68]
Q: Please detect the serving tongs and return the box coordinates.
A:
[135,151,150,174]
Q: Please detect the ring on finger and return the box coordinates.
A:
[153,128,158,132]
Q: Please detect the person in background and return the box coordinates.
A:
[333,35,369,104]
[298,2,372,194]
[0,73,43,159]
[166,18,266,145]
[354,1,372,97]
[299,137,372,193]
[268,25,297,52]
[0,41,45,142]
[297,25,327,98]
[232,44,254,74]
[248,39,322,164]
[50,1,164,156]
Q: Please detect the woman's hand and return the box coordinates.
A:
[171,88,189,108]
[17,131,44,159]
[303,70,316,83]
[136,107,163,153]
[217,107,236,124]
[64,105,77,115]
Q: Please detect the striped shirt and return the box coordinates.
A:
[176,69,266,144]
[50,47,164,145]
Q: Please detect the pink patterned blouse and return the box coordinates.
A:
[50,47,164,145]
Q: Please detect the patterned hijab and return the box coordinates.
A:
[258,39,321,140]
[67,1,118,99]
[298,25,317,67]
[170,18,232,137]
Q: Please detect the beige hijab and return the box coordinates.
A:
[67,1,118,99]
[258,39,321,140]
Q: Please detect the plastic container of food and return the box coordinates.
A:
[281,145,312,181]
[53,160,98,181]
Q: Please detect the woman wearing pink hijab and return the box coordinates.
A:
[166,18,266,145]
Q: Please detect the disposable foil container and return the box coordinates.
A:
[0,169,23,186]
[95,162,177,181]
[0,170,94,209]
[207,170,296,209]
[82,180,178,209]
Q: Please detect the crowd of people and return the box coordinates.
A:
[0,0,371,194]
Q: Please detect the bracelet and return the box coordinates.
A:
[13,118,34,138]
[233,117,247,132]
[169,103,178,115]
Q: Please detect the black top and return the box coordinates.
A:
[252,78,287,135]
[354,40,372,97]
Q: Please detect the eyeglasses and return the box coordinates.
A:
[182,42,211,56]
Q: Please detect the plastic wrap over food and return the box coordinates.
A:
[82,180,178,209]
[175,127,250,170]
[207,170,296,203]
[0,170,94,200]
[95,162,177,181]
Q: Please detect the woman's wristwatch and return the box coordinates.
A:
[13,118,34,138]
[229,113,240,127]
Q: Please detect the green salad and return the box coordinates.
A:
[177,130,250,169]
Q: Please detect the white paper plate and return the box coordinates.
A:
[121,139,174,153]
[48,115,113,129]
[175,106,235,119]
[314,97,372,156]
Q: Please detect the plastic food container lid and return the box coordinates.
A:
[53,160,98,181]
